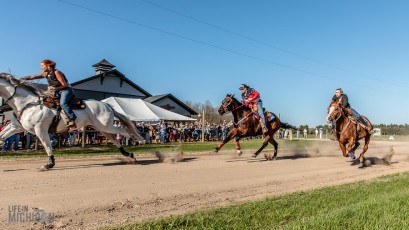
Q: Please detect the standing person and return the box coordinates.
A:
[239,84,269,135]
[159,121,167,144]
[21,59,77,129]
[303,128,308,139]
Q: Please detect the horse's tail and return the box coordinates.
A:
[108,105,145,142]
[280,122,297,130]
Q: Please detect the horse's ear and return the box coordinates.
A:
[231,94,235,98]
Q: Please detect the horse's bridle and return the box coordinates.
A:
[1,76,42,120]
[328,105,342,123]
[221,97,246,114]
[328,105,352,135]
[2,78,19,104]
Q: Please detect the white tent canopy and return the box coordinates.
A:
[101,97,197,122]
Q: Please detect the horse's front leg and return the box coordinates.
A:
[252,135,270,158]
[214,129,238,153]
[338,141,348,158]
[346,137,357,159]
[235,136,242,156]
[34,126,55,171]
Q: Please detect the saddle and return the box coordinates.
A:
[42,96,86,110]
[42,95,86,134]
[251,110,276,122]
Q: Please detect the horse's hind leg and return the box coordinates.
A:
[252,135,270,158]
[358,134,371,163]
[268,138,278,160]
[101,132,136,161]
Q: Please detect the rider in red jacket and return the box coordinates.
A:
[239,84,268,135]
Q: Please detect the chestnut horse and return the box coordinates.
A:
[326,101,373,165]
[215,94,296,160]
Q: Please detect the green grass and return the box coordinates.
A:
[110,172,409,229]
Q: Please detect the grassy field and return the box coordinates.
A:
[0,136,404,159]
[111,172,409,229]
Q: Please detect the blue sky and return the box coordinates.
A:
[1,0,408,126]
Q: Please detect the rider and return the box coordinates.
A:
[330,88,370,130]
[21,59,77,129]
[239,84,268,135]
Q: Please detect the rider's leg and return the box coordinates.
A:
[350,108,368,128]
[256,102,268,134]
[59,88,77,126]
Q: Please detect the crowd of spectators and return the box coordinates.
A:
[0,118,302,151]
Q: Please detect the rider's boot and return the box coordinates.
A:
[259,118,268,136]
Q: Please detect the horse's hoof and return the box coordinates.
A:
[252,154,257,158]
[129,153,135,158]
[237,150,242,156]
[363,159,372,167]
[41,164,54,171]
[214,148,219,153]
[347,152,356,160]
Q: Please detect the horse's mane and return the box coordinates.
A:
[0,72,45,96]
[226,93,242,105]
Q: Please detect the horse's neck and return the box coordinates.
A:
[336,112,349,128]
[6,90,39,113]
[232,106,250,121]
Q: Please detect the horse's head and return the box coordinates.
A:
[0,73,43,104]
[326,101,343,123]
[218,94,238,115]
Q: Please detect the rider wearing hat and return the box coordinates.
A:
[239,84,268,135]
[331,88,370,130]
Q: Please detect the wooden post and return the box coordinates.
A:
[82,126,86,148]
[201,110,205,142]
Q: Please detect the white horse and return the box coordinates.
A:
[0,73,144,170]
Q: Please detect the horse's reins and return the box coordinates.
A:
[3,81,18,104]
[3,76,42,120]
[222,98,253,126]
[329,105,351,135]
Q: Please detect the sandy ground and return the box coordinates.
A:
[0,140,408,229]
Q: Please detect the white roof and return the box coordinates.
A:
[101,97,196,122]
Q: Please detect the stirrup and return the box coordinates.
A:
[66,121,77,130]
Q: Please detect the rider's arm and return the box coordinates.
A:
[247,89,260,101]
[341,95,349,108]
[21,73,45,80]
[53,70,69,91]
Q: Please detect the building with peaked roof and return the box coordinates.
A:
[71,59,197,117]
[71,59,152,100]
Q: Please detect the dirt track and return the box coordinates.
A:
[1,140,408,229]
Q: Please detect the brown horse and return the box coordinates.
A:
[326,101,373,165]
[215,94,296,160]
